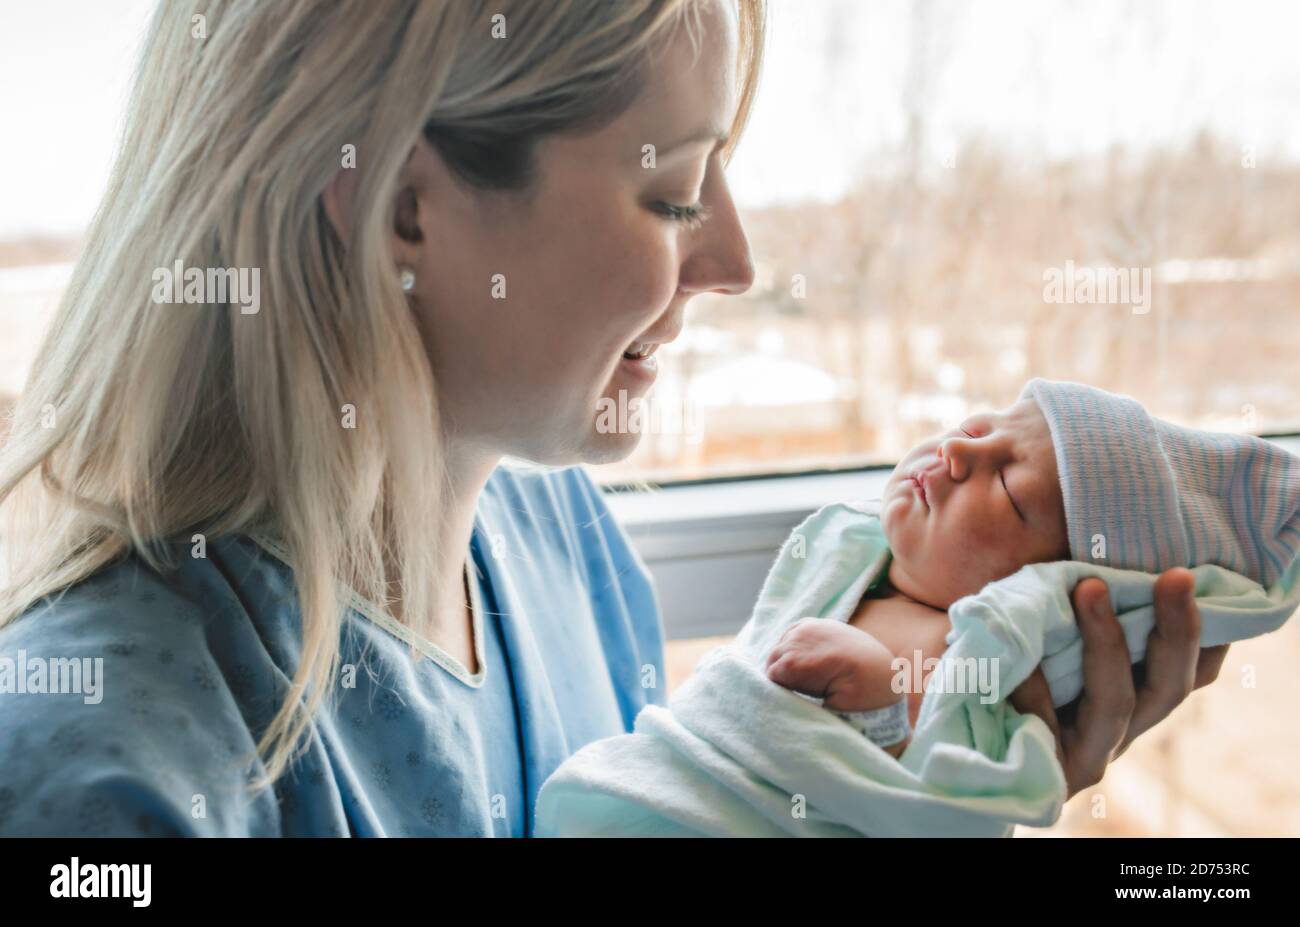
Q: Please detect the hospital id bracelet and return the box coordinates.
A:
[835,698,910,748]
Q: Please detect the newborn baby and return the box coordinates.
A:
[537,378,1300,836]
[765,378,1300,758]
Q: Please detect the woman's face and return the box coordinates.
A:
[402,0,754,468]
[879,398,1071,609]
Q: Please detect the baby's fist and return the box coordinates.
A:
[765,617,902,712]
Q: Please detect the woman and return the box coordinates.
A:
[0,0,1224,836]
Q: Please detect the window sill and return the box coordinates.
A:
[604,465,892,639]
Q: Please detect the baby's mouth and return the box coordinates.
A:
[907,472,930,509]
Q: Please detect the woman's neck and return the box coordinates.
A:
[385,443,501,628]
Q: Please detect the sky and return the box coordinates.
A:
[1,0,1298,237]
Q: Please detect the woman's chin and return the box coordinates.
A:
[583,425,642,465]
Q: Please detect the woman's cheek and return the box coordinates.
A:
[619,216,683,309]
[639,252,681,326]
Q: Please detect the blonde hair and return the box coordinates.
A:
[0,0,765,791]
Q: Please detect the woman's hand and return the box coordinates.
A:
[1009,567,1228,799]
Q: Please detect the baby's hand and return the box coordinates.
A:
[765,617,902,713]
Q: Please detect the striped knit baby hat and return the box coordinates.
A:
[1019,378,1300,586]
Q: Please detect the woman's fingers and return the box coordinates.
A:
[1014,571,1218,797]
[1009,667,1064,765]
[1194,643,1229,690]
[1117,567,1201,754]
[1062,577,1135,794]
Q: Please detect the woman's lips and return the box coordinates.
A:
[618,350,659,385]
[623,341,660,360]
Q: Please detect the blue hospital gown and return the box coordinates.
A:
[0,464,666,836]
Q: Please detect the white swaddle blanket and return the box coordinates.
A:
[536,499,1300,837]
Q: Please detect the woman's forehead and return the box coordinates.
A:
[538,1,739,175]
[629,2,738,143]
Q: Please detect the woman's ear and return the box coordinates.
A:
[392,138,442,262]
[322,163,361,244]
[322,140,433,269]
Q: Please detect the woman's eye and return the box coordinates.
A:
[654,201,711,230]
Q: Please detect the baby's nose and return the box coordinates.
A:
[937,440,970,479]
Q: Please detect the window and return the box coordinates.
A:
[0,1,153,432]
[597,0,1300,485]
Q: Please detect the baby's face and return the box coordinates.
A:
[879,397,1070,609]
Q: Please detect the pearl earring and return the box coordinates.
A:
[399,267,415,292]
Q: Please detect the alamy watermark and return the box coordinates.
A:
[596,389,703,442]
[0,650,103,704]
[151,259,261,314]
[50,857,150,907]
[890,649,1001,705]
[1043,260,1151,315]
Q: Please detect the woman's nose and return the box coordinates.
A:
[681,246,754,297]
[679,176,755,297]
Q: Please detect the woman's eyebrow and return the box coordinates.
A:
[657,125,729,160]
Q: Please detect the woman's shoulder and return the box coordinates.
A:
[481,461,606,513]
[5,547,205,652]
[1,534,289,653]
[480,462,638,561]
[480,462,667,709]
[0,538,284,836]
